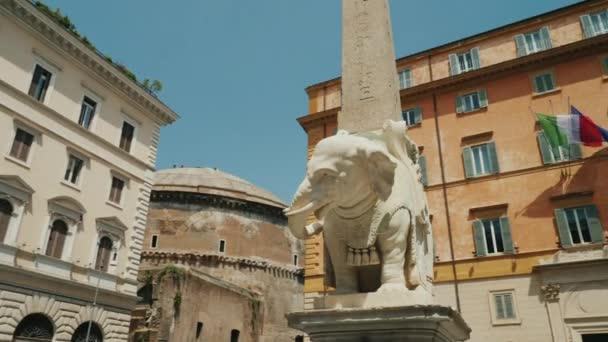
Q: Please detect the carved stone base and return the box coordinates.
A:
[287,305,471,342]
[313,288,433,310]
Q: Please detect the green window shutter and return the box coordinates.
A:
[514,34,527,57]
[418,155,428,186]
[569,143,582,160]
[532,75,541,94]
[580,14,594,38]
[456,95,465,114]
[414,105,423,124]
[585,205,605,243]
[471,47,481,70]
[499,217,514,253]
[537,132,554,164]
[473,220,487,256]
[449,54,460,76]
[555,208,573,247]
[478,89,489,108]
[462,146,475,178]
[603,57,608,75]
[487,142,500,174]
[540,26,553,50]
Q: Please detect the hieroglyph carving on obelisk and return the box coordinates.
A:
[339,0,402,132]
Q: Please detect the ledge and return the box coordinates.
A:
[4,155,31,170]
[550,190,594,201]
[532,87,562,98]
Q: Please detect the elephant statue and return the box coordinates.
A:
[284,120,433,297]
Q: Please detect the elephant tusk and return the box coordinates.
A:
[284,201,323,216]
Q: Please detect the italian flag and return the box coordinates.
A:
[536,106,608,148]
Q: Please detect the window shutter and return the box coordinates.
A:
[540,27,553,50]
[499,217,514,253]
[554,208,573,247]
[449,54,460,76]
[471,47,481,70]
[0,200,12,243]
[418,155,428,186]
[487,142,500,174]
[478,89,489,108]
[580,14,594,38]
[568,143,582,160]
[585,205,605,243]
[414,105,423,124]
[537,132,554,164]
[532,75,541,94]
[514,34,527,57]
[455,95,464,114]
[473,220,487,256]
[28,67,41,97]
[603,58,608,75]
[462,146,475,178]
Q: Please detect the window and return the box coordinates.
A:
[456,89,488,113]
[151,234,159,248]
[515,27,552,56]
[108,176,125,204]
[71,322,103,342]
[537,131,581,164]
[119,121,135,152]
[9,128,34,162]
[0,199,13,243]
[418,155,428,186]
[64,155,84,185]
[493,292,516,320]
[462,142,499,178]
[398,68,413,89]
[219,239,226,253]
[555,206,604,247]
[78,96,97,129]
[401,106,422,126]
[532,72,556,94]
[196,322,203,340]
[231,329,240,342]
[473,218,515,256]
[28,65,52,102]
[95,236,113,272]
[449,47,481,75]
[45,220,68,259]
[581,11,608,38]
[13,314,54,341]
[293,254,299,266]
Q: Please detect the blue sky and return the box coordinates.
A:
[44,0,580,202]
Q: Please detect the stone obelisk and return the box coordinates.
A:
[339,0,402,132]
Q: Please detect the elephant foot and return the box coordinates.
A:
[377,282,407,293]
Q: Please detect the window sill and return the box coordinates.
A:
[60,180,81,192]
[532,88,561,98]
[105,200,123,211]
[406,122,422,129]
[4,155,31,170]
[491,319,522,326]
[457,106,488,116]
[562,242,604,251]
[602,75,608,82]
[465,171,499,180]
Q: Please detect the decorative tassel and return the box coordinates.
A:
[361,249,370,265]
[347,247,355,266]
[369,246,380,265]
[354,249,362,265]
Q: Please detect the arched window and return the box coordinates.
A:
[70,322,103,342]
[0,199,13,243]
[13,313,54,342]
[230,329,240,342]
[95,237,113,272]
[45,220,68,259]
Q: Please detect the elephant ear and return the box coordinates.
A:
[367,151,397,201]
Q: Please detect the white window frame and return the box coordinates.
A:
[62,149,88,190]
[402,108,417,126]
[89,220,125,275]
[107,172,129,208]
[29,56,59,105]
[481,218,504,255]
[462,92,481,112]
[590,11,608,36]
[457,51,475,73]
[218,239,226,254]
[117,113,139,154]
[532,71,556,94]
[564,207,593,245]
[398,68,413,89]
[40,208,80,262]
[5,122,41,168]
[488,289,521,326]
[0,177,32,250]
[523,30,543,55]
[471,144,490,176]
[150,234,159,249]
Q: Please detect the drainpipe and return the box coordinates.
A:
[429,55,462,313]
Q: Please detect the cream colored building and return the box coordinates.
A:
[0,1,178,341]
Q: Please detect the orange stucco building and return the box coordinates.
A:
[297,1,608,341]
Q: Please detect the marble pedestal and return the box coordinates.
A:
[287,305,471,342]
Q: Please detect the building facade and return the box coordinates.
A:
[130,168,304,342]
[299,1,608,342]
[0,1,178,341]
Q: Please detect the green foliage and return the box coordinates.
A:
[134,330,150,342]
[157,264,186,286]
[173,290,182,313]
[142,79,163,95]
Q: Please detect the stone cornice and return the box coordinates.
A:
[0,0,179,125]
[151,190,288,223]
[298,34,608,132]
[141,250,304,278]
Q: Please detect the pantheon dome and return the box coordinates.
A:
[131,167,304,342]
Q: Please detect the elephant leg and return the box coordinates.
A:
[377,209,410,291]
[325,234,358,294]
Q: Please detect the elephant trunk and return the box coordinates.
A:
[284,178,325,239]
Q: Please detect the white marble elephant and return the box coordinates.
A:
[284,120,433,295]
